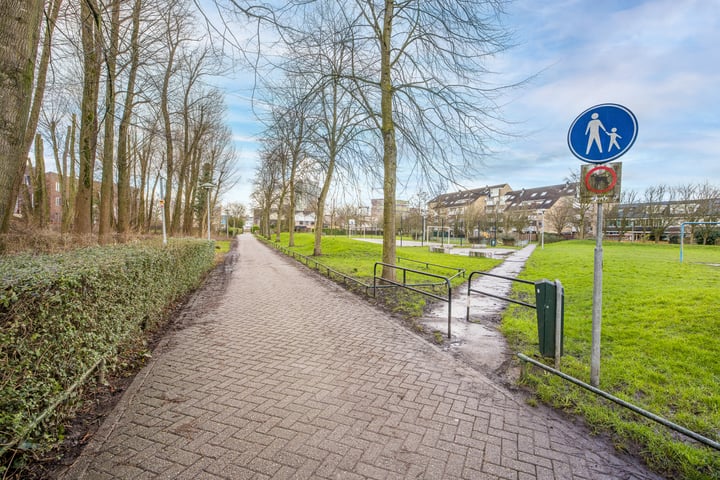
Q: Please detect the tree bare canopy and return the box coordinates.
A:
[0,1,44,232]
[0,0,240,237]
[220,0,515,273]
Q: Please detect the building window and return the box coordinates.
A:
[55,197,61,207]
[56,182,60,192]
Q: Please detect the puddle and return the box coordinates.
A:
[418,244,536,380]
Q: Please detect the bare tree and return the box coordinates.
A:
[605,189,637,241]
[545,197,574,235]
[566,170,593,239]
[99,0,122,241]
[154,0,197,235]
[251,147,282,238]
[263,76,313,247]
[287,2,371,255]
[226,202,247,232]
[116,0,143,236]
[217,0,515,279]
[642,184,674,243]
[686,182,720,245]
[0,1,44,232]
[74,0,104,234]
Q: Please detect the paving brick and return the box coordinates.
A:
[60,235,663,480]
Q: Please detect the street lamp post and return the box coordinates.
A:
[440,217,444,247]
[400,214,403,247]
[493,217,497,246]
[538,209,545,249]
[200,182,215,241]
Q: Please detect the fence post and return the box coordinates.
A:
[447,281,452,338]
[554,279,564,369]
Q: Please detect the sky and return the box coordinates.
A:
[215,0,720,207]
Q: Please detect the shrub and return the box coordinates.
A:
[0,239,215,463]
[541,233,565,244]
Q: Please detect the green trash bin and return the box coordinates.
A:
[535,280,564,358]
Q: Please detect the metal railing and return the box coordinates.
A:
[275,244,372,295]
[397,256,466,278]
[465,271,537,322]
[261,238,460,339]
[517,353,720,452]
[466,271,564,368]
[374,262,453,338]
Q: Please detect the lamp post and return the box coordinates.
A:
[200,182,215,241]
[400,214,403,247]
[538,209,545,249]
[421,209,426,246]
[440,217,444,247]
[493,205,499,247]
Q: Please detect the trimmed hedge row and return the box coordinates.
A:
[0,239,215,459]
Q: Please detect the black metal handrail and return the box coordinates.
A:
[397,256,466,278]
[260,237,458,338]
[517,353,720,451]
[466,271,536,322]
[275,244,372,295]
[374,262,453,338]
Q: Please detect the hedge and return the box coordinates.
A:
[0,239,215,463]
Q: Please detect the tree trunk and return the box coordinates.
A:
[161,39,178,235]
[117,0,141,235]
[288,143,303,247]
[32,134,49,228]
[63,115,78,233]
[99,0,121,242]
[50,120,72,232]
[74,0,102,235]
[0,0,43,232]
[380,0,397,281]
[313,155,335,256]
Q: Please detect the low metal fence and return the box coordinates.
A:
[374,262,453,338]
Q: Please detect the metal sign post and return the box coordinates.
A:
[590,202,603,386]
[554,279,564,369]
[568,103,637,387]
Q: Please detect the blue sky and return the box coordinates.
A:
[218,0,720,206]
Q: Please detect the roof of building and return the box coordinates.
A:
[429,184,509,209]
[615,198,720,218]
[504,183,578,211]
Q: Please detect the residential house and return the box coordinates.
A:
[427,184,512,235]
[502,183,578,235]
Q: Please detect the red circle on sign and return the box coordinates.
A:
[584,165,617,194]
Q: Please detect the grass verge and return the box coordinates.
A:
[266,233,501,318]
[502,241,719,479]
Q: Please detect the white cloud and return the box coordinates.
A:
[215,0,720,204]
[481,0,720,194]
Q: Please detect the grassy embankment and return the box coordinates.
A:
[503,241,719,479]
[269,232,500,317]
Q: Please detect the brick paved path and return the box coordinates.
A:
[63,235,660,479]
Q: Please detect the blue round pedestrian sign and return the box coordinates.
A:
[568,103,638,164]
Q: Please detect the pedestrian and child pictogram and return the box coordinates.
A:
[568,103,638,164]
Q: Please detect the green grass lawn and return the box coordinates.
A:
[214,239,232,254]
[269,233,501,315]
[503,241,720,479]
